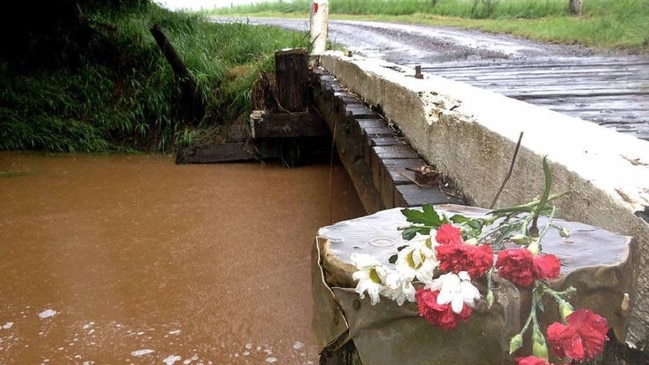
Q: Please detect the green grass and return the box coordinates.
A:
[3,0,644,154]
[210,0,649,52]
[0,3,312,153]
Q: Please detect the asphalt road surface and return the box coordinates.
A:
[214,17,649,142]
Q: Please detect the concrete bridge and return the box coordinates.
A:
[235,17,649,142]
[309,50,649,361]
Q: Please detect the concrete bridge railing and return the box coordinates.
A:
[315,50,649,353]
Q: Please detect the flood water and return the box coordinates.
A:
[0,151,366,365]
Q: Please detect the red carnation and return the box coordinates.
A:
[547,309,609,361]
[435,223,463,245]
[496,249,563,288]
[436,243,493,279]
[515,356,553,365]
[495,248,536,287]
[533,254,561,280]
[415,288,471,330]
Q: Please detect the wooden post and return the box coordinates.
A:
[275,48,308,112]
[150,24,205,122]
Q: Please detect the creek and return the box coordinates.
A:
[0,151,365,364]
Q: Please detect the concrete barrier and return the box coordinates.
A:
[317,50,649,352]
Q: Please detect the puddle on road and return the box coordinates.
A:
[0,151,366,364]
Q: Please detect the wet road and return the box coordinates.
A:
[217,17,649,142]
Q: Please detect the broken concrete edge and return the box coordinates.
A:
[314,50,649,351]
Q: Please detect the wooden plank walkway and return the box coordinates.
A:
[421,55,649,142]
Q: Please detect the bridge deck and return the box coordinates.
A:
[421,55,649,142]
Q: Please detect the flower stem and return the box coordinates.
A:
[517,284,542,338]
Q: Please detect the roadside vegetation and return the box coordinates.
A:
[211,0,649,53]
[2,0,645,154]
[0,2,310,153]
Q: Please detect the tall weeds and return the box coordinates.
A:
[0,2,311,153]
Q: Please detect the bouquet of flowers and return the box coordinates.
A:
[350,157,610,364]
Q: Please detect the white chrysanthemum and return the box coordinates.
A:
[381,280,416,306]
[351,253,396,305]
[351,252,382,270]
[426,271,480,314]
[394,236,438,284]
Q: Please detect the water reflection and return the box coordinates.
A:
[0,151,366,364]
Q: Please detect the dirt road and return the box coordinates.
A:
[214,17,649,142]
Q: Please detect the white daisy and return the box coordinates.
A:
[394,235,438,284]
[351,253,395,305]
[381,279,416,306]
[426,271,480,314]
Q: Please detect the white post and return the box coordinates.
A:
[569,0,583,16]
[309,0,329,55]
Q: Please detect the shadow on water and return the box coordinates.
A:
[0,151,366,364]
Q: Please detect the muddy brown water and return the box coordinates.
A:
[0,151,366,365]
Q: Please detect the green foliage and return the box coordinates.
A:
[1,2,311,153]
[211,0,649,51]
[212,0,575,18]
[400,204,447,240]
[399,157,569,252]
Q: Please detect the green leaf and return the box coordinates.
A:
[450,214,468,223]
[401,207,428,224]
[401,226,430,240]
[535,156,553,216]
[467,219,484,231]
[401,204,443,227]
[389,245,409,263]
[491,222,525,247]
[422,204,443,226]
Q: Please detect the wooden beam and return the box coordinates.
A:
[150,24,205,122]
[251,112,329,139]
[175,142,278,164]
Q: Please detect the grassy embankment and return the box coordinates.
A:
[0,3,311,153]
[212,0,649,53]
[2,0,646,154]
